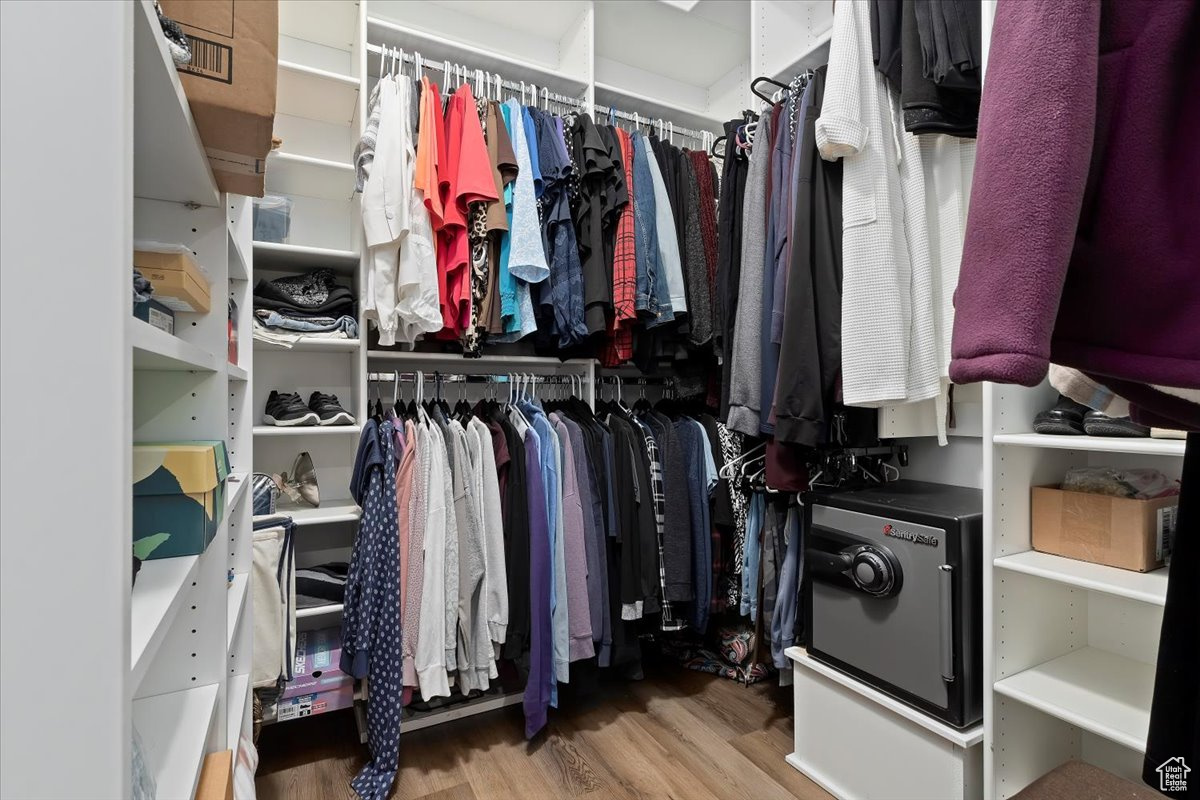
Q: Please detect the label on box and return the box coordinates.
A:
[277,697,313,722]
[146,305,174,334]
[206,148,265,176]
[1157,505,1178,562]
[180,34,233,83]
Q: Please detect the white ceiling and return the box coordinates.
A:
[594,0,750,87]
[423,0,592,41]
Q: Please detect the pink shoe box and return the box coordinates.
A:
[281,626,353,700]
[275,683,354,723]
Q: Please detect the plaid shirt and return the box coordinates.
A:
[600,127,638,366]
[631,417,684,631]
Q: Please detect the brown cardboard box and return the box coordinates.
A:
[195,750,233,800]
[159,0,278,196]
[1031,486,1178,572]
[134,249,212,313]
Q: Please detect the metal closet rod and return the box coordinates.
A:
[592,104,712,145]
[367,371,578,384]
[596,374,677,385]
[365,43,586,109]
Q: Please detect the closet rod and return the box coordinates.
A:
[592,104,711,146]
[364,43,586,109]
[367,371,578,384]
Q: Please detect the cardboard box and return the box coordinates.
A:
[282,627,352,700]
[133,299,176,334]
[133,441,230,559]
[159,0,278,197]
[275,683,355,723]
[134,248,212,313]
[195,750,233,800]
[1032,486,1179,572]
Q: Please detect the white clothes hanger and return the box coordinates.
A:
[719,441,767,479]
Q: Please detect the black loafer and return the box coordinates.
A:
[1083,410,1150,437]
[1033,395,1090,435]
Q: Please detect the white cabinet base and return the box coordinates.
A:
[787,648,983,800]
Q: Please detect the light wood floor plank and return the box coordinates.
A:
[255,659,833,800]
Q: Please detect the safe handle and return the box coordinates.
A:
[938,565,954,682]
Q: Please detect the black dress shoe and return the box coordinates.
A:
[1083,410,1150,437]
[1033,395,1090,435]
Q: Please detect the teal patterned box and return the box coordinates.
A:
[132,441,229,559]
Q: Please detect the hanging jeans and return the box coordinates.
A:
[1143,432,1198,797]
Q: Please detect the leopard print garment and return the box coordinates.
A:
[461,97,491,357]
[718,422,748,608]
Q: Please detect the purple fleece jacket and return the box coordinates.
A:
[950,0,1200,402]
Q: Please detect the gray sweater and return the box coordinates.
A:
[726,112,773,436]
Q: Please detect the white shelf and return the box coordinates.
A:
[132,683,220,800]
[994,432,1186,457]
[226,574,249,651]
[227,673,250,748]
[129,320,220,372]
[282,501,361,527]
[772,28,833,81]
[225,472,250,515]
[296,603,344,619]
[252,241,360,275]
[786,647,984,748]
[266,151,355,201]
[366,16,590,95]
[278,60,360,125]
[130,555,200,690]
[594,82,725,134]
[254,337,361,353]
[227,364,249,381]
[132,0,219,207]
[994,647,1153,753]
[228,228,250,282]
[253,424,362,437]
[995,551,1168,606]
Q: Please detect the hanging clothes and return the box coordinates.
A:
[341,420,402,800]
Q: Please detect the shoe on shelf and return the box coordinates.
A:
[264,391,319,426]
[1082,410,1150,438]
[309,392,355,426]
[1033,394,1090,435]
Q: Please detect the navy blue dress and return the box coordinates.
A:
[340,420,402,799]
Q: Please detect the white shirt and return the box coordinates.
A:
[415,419,450,699]
[361,76,440,346]
[468,417,508,651]
[817,0,939,409]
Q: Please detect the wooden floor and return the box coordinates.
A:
[256,657,833,800]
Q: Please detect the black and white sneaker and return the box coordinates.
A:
[309,392,355,426]
[264,391,319,426]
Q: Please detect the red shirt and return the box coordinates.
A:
[435,85,498,336]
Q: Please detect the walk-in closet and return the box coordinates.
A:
[2,1,1196,799]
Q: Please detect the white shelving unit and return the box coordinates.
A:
[132,683,221,800]
[985,381,1184,798]
[253,424,364,437]
[3,4,259,793]
[994,551,1168,607]
[297,603,346,620]
[285,502,363,527]
[254,337,362,353]
[993,432,1187,458]
[252,241,360,274]
[130,555,202,690]
[993,648,1153,753]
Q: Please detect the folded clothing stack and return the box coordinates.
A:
[295,562,348,609]
[253,269,358,346]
